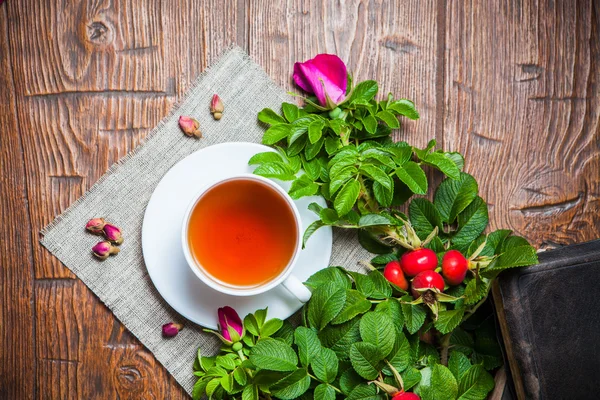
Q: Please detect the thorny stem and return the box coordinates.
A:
[439,333,451,366]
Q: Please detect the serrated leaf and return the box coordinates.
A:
[261,318,283,337]
[253,162,296,181]
[258,107,286,125]
[373,180,393,207]
[311,347,338,383]
[242,384,259,400]
[302,220,324,248]
[249,338,298,371]
[402,300,427,334]
[302,156,321,180]
[244,314,260,336]
[270,368,311,400]
[457,365,495,400]
[347,383,384,400]
[449,351,472,382]
[464,277,488,305]
[434,309,465,334]
[359,312,396,358]
[396,161,428,194]
[452,196,489,251]
[388,99,419,120]
[422,152,461,180]
[350,342,382,380]
[340,368,363,395]
[409,198,443,240]
[294,326,321,367]
[314,383,337,400]
[361,149,396,169]
[360,165,393,190]
[233,367,247,386]
[205,378,221,397]
[362,114,378,134]
[318,318,361,361]
[192,378,208,400]
[289,175,319,199]
[272,320,294,346]
[332,289,371,324]
[382,331,411,374]
[358,214,391,227]
[308,283,347,330]
[262,124,292,145]
[305,266,352,290]
[325,136,342,154]
[481,245,538,278]
[376,110,400,128]
[424,364,458,400]
[220,372,234,393]
[308,120,325,144]
[330,166,357,195]
[348,80,379,103]
[375,299,404,331]
[248,151,284,165]
[334,179,360,216]
[434,173,479,223]
[216,355,236,370]
[445,152,465,171]
[282,102,300,122]
[401,367,422,390]
[305,137,325,160]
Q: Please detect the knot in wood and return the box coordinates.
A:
[86,21,113,45]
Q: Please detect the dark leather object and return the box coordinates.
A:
[494,240,600,400]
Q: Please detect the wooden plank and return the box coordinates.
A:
[444,0,600,246]
[247,0,442,149]
[0,4,35,400]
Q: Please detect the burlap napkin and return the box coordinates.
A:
[41,47,372,395]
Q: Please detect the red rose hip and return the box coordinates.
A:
[392,392,420,400]
[400,248,438,277]
[442,250,469,285]
[411,270,445,298]
[383,260,409,291]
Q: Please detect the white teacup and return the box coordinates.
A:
[181,173,312,302]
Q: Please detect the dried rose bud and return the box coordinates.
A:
[103,223,124,245]
[85,218,106,234]
[210,94,224,120]
[162,322,184,337]
[178,116,202,138]
[92,241,120,260]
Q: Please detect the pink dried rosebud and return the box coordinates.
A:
[162,322,184,337]
[178,116,202,138]
[210,94,224,120]
[85,218,106,234]
[103,223,124,245]
[92,241,120,260]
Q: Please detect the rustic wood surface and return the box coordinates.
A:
[0,0,598,398]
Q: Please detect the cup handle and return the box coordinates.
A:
[282,275,312,303]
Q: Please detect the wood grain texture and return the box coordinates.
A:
[444,0,600,246]
[0,0,598,398]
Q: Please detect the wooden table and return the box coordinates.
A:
[1,1,598,398]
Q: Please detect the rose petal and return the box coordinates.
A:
[292,54,347,106]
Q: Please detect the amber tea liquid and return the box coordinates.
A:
[187,178,298,287]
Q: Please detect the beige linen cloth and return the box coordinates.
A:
[41,47,372,395]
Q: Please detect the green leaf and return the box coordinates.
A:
[261,318,283,337]
[358,214,391,227]
[288,118,311,145]
[205,378,221,397]
[464,277,488,305]
[434,309,466,334]
[402,300,427,334]
[448,351,472,382]
[382,331,411,374]
[375,299,404,331]
[434,173,479,223]
[357,229,395,254]
[328,119,344,135]
[373,180,393,207]
[249,338,298,372]
[233,367,247,386]
[325,137,342,155]
[401,367,422,390]
[457,365,495,400]
[376,110,400,128]
[311,347,339,383]
[340,368,363,395]
[258,108,286,125]
[369,270,393,299]
[192,378,208,400]
[271,368,311,400]
[241,384,259,400]
[422,152,461,180]
[424,364,458,400]
[360,165,393,190]
[305,266,352,290]
[220,372,234,393]
[248,151,284,165]
[302,156,321,180]
[362,115,378,134]
[289,175,319,199]
[308,120,325,144]
[452,196,489,250]
[305,137,325,160]
[216,355,236,370]
[253,162,296,181]
[263,124,292,145]
[396,161,428,195]
[314,384,337,400]
[450,328,475,355]
[349,342,382,380]
[409,198,443,239]
[361,149,396,169]
[359,312,396,358]
[388,99,419,120]
[349,80,378,103]
[334,179,360,216]
[282,102,300,122]
[288,134,307,156]
[294,326,321,367]
[445,152,465,171]
[302,220,324,248]
[347,384,384,399]
[481,245,538,278]
[330,166,357,195]
[318,318,361,361]
[308,283,347,330]
[273,320,295,346]
[332,289,372,324]
[244,314,260,336]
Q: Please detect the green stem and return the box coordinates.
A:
[462,294,489,323]
[439,333,451,366]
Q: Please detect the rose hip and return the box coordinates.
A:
[442,250,469,285]
[400,248,438,277]
[411,270,445,298]
[383,260,409,291]
[392,392,420,400]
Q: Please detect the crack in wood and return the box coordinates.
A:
[116,45,159,54]
[471,131,503,144]
[25,89,172,100]
[379,35,419,53]
[38,358,79,363]
[513,193,583,216]
[528,95,590,102]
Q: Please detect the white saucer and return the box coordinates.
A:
[142,142,332,329]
